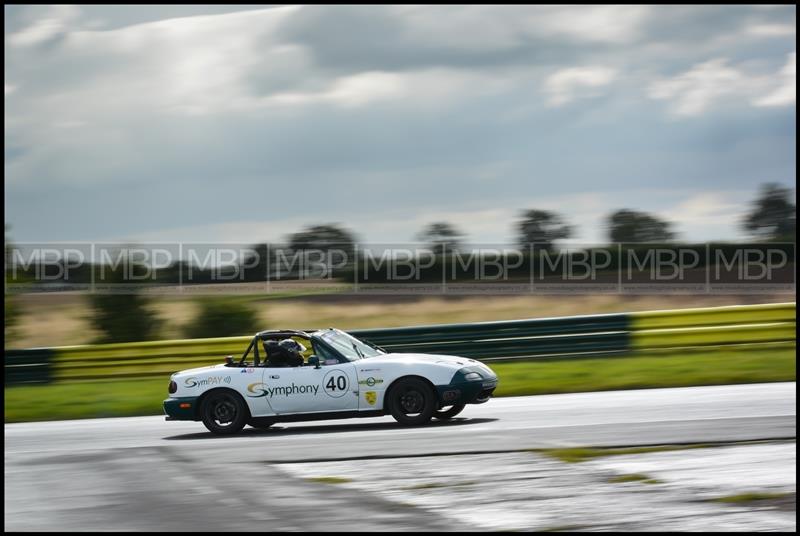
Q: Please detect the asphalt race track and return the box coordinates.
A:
[5,382,796,531]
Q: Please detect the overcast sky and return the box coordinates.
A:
[4,5,796,245]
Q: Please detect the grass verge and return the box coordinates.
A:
[490,345,795,397]
[4,346,795,423]
[535,444,716,463]
[607,473,662,484]
[404,481,478,490]
[711,492,793,504]
[305,477,352,484]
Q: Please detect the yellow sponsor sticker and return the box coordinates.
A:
[364,391,377,406]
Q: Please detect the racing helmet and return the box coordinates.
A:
[278,338,306,354]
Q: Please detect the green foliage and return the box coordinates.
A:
[5,296,19,330]
[742,183,796,242]
[183,299,260,339]
[517,209,573,250]
[608,209,674,243]
[288,224,356,253]
[89,292,161,343]
[5,295,21,347]
[417,222,465,254]
[285,224,357,278]
[4,225,20,345]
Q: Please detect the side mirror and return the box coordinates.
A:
[308,356,321,369]
[224,355,234,366]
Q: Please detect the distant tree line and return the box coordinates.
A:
[428,182,794,251]
[3,183,795,345]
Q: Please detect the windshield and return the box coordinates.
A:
[316,329,385,361]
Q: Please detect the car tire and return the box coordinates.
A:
[387,377,436,426]
[200,390,248,435]
[433,402,466,420]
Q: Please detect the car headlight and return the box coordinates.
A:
[463,372,482,381]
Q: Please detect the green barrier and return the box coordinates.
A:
[630,302,796,330]
[55,335,251,360]
[631,322,796,349]
[6,302,796,385]
[4,348,54,384]
[351,313,630,345]
[375,332,631,359]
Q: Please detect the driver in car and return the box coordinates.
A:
[278,338,306,367]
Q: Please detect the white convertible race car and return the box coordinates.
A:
[164,328,498,434]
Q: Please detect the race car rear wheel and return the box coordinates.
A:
[200,390,248,435]
[434,402,466,420]
[387,377,436,425]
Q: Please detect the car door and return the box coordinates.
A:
[261,362,359,415]
[234,365,275,417]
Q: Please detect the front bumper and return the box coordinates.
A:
[437,366,498,406]
[163,396,199,421]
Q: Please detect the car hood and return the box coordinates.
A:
[364,352,486,370]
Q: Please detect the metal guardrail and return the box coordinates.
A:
[5,302,795,384]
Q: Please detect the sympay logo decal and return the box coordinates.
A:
[246,382,319,398]
[184,376,232,388]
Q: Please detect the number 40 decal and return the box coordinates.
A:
[322,370,349,398]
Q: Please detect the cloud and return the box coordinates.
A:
[264,68,516,110]
[648,53,796,116]
[7,5,81,47]
[754,52,796,107]
[544,66,618,106]
[277,5,652,75]
[745,23,796,37]
[655,191,757,242]
[663,191,746,226]
[4,5,796,244]
[647,59,749,116]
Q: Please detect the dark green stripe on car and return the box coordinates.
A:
[163,396,199,420]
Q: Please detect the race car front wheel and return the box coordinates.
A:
[200,390,248,435]
[387,377,436,425]
[434,402,466,420]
